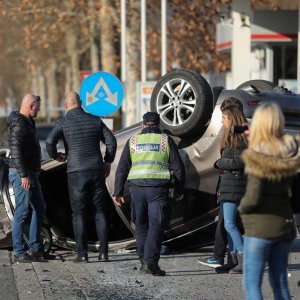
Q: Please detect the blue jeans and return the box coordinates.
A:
[68,170,108,256]
[9,169,46,256]
[220,200,243,253]
[243,236,292,300]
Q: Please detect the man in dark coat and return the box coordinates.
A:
[114,112,185,276]
[46,91,117,262]
[8,93,46,263]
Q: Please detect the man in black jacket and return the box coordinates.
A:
[8,93,46,263]
[46,91,117,263]
[114,112,185,276]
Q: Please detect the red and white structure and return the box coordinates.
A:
[216,0,299,92]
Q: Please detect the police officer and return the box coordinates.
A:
[114,112,185,276]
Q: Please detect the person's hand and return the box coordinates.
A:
[104,163,111,178]
[21,177,31,190]
[241,123,250,139]
[56,152,66,162]
[174,193,184,201]
[114,196,124,207]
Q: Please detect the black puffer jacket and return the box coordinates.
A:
[216,139,247,203]
[7,111,41,177]
[46,107,117,173]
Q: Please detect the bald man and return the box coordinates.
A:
[7,93,46,263]
[46,91,117,263]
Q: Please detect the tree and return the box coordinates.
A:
[0,0,91,119]
[0,0,280,126]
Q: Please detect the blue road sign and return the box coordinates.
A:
[79,72,124,117]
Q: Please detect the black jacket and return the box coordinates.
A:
[114,127,185,196]
[7,111,41,177]
[46,107,117,173]
[216,140,247,203]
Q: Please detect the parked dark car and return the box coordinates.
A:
[1,69,299,253]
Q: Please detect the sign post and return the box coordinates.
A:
[136,81,156,122]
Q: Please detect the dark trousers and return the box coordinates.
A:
[68,170,108,257]
[213,207,244,260]
[130,185,170,265]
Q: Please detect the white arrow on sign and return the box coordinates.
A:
[86,77,118,107]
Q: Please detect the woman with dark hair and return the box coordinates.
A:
[198,98,245,271]
[239,102,300,299]
[214,105,248,274]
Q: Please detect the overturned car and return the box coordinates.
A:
[1,69,299,253]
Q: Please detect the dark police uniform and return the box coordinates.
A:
[114,112,185,275]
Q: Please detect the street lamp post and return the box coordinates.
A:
[121,0,126,83]
[141,0,147,82]
[161,0,167,76]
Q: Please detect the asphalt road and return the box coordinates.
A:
[1,239,300,300]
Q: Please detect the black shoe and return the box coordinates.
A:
[142,263,166,276]
[28,251,47,262]
[98,253,108,262]
[73,256,89,263]
[14,253,34,264]
[215,263,235,274]
[43,253,57,260]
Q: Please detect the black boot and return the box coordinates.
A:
[229,253,243,274]
[73,255,89,263]
[141,263,166,276]
[98,253,109,262]
[215,251,238,273]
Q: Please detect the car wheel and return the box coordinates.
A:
[236,79,276,92]
[150,69,213,137]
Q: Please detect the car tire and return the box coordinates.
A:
[150,69,213,137]
[236,80,276,92]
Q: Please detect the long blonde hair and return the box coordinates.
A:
[221,105,248,150]
[249,102,284,155]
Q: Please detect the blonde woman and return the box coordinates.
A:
[239,102,300,300]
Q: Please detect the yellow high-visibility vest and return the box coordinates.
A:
[128,133,170,180]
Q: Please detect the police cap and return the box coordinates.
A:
[143,111,160,126]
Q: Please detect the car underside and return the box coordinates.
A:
[1,69,300,253]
